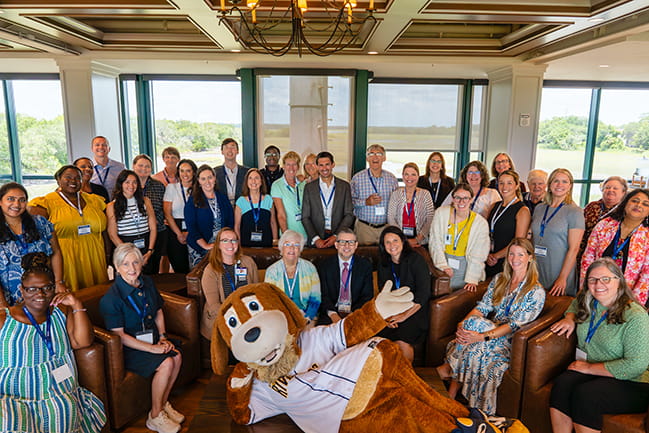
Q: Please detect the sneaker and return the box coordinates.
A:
[146,410,180,433]
[163,401,185,424]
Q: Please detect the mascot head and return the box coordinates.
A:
[211,283,307,377]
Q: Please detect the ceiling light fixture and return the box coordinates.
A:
[218,0,377,57]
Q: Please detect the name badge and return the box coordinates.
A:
[77,224,91,236]
[235,267,248,281]
[134,238,146,249]
[324,216,332,231]
[52,363,74,384]
[338,301,351,314]
[575,348,587,361]
[445,233,452,245]
[135,330,154,344]
[295,212,302,221]
[375,206,386,216]
[534,245,548,257]
[181,220,187,230]
[403,226,415,237]
[448,257,461,270]
[250,231,263,242]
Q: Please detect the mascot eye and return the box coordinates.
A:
[223,307,240,330]
[228,317,238,327]
[241,295,264,315]
[248,301,260,311]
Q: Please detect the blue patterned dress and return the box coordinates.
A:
[0,215,54,305]
[446,275,546,415]
[0,307,106,432]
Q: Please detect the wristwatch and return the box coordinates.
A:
[484,334,491,341]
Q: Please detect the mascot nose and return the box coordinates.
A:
[244,327,261,343]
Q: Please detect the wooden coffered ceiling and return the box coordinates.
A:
[0,0,648,64]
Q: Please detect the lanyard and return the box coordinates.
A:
[367,169,381,194]
[163,169,171,185]
[285,178,301,207]
[470,186,483,211]
[283,262,300,298]
[503,282,522,316]
[611,224,638,260]
[127,294,148,330]
[12,225,28,255]
[180,184,189,205]
[207,197,219,220]
[94,165,110,186]
[224,264,237,293]
[540,203,564,237]
[490,197,518,233]
[57,191,83,217]
[390,262,401,289]
[127,203,142,232]
[247,195,262,226]
[585,301,608,344]
[340,257,354,292]
[23,307,54,357]
[404,189,417,218]
[451,208,472,251]
[429,178,441,203]
[320,184,336,211]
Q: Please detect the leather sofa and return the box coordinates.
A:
[75,282,200,431]
[521,327,648,433]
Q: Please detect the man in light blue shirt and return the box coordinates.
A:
[350,144,398,245]
[90,135,125,200]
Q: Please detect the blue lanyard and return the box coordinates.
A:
[247,195,262,226]
[23,306,54,357]
[611,224,637,260]
[127,294,148,323]
[224,265,237,293]
[503,282,522,316]
[320,184,336,210]
[585,301,608,343]
[14,229,29,255]
[341,256,354,292]
[94,165,110,186]
[163,169,171,185]
[430,179,441,203]
[470,186,483,211]
[540,203,564,237]
[390,262,400,289]
[180,184,188,205]
[451,209,471,251]
[285,179,301,207]
[367,169,380,194]
[404,189,416,218]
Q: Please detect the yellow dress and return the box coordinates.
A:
[29,191,108,291]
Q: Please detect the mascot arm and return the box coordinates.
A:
[343,281,414,346]
[226,362,254,424]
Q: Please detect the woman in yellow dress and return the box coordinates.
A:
[28,165,109,291]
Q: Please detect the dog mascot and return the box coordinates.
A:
[211,281,469,432]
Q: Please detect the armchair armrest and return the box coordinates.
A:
[186,255,209,298]
[525,328,576,393]
[75,342,108,405]
[161,292,199,341]
[92,326,126,395]
[413,246,450,298]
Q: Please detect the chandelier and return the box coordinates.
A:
[218,0,377,57]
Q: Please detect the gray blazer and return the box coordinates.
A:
[302,176,355,245]
[214,164,250,200]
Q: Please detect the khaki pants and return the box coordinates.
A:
[354,220,385,246]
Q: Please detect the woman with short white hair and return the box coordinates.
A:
[264,230,321,322]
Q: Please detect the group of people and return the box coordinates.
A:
[1,134,649,433]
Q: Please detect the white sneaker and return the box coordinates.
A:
[146,410,180,433]
[163,401,185,424]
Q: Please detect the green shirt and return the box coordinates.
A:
[271,176,307,238]
[567,299,649,382]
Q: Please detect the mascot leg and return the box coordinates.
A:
[341,340,469,433]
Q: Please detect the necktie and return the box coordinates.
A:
[340,262,350,302]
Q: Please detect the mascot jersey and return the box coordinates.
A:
[247,320,381,433]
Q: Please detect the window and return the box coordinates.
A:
[121,79,140,164]
[0,85,9,178]
[257,74,352,178]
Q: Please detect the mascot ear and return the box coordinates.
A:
[211,313,229,375]
[268,283,307,332]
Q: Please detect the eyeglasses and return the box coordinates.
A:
[495,159,510,165]
[467,170,481,175]
[283,242,301,248]
[367,152,384,157]
[587,276,619,285]
[23,285,56,294]
[265,152,279,158]
[453,196,471,202]
[336,240,357,246]
[429,159,443,164]
[220,239,239,244]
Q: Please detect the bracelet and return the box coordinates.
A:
[57,280,65,284]
[160,332,168,339]
[72,308,87,314]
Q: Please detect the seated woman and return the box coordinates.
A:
[99,243,184,433]
[185,165,234,268]
[264,229,321,323]
[437,238,546,415]
[377,225,431,363]
[74,157,109,203]
[0,252,106,432]
[550,258,649,433]
[200,228,259,341]
[485,170,531,277]
[581,188,649,306]
[234,168,278,247]
[106,170,157,274]
[387,162,435,247]
[429,183,490,292]
[0,182,65,306]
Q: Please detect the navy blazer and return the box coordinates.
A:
[214,164,250,200]
[184,191,234,256]
[318,254,374,324]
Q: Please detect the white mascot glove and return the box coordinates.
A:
[230,371,253,389]
[374,280,415,320]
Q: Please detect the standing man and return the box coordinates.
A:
[259,145,284,190]
[317,228,373,324]
[350,144,398,245]
[90,135,125,199]
[214,138,249,207]
[302,151,355,248]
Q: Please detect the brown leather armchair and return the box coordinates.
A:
[76,283,200,431]
[75,343,110,433]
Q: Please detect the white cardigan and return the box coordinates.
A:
[428,205,490,285]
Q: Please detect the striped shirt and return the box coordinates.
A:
[117,198,149,237]
[350,169,398,225]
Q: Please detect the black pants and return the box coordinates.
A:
[119,231,162,275]
[550,370,649,430]
[166,219,189,274]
